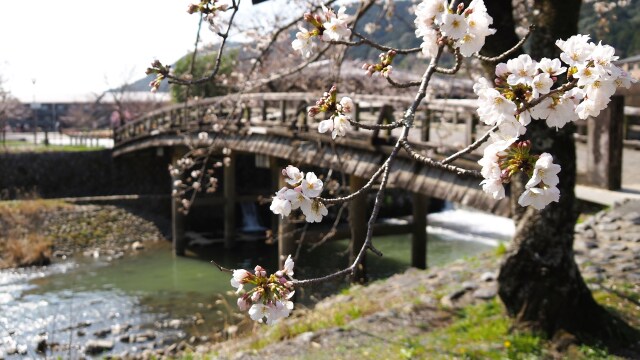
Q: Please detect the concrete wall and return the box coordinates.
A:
[0,149,171,199]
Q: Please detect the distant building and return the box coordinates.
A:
[6,91,169,132]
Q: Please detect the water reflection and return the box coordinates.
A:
[0,228,495,358]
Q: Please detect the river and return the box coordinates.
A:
[0,208,513,358]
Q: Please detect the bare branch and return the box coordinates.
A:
[400,140,482,177]
[474,25,535,63]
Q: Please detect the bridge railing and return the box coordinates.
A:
[113,92,481,154]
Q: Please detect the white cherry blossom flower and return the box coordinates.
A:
[531,73,553,98]
[480,178,505,200]
[322,7,351,41]
[556,34,594,66]
[318,119,334,135]
[301,172,323,198]
[338,97,354,113]
[537,58,566,76]
[506,54,538,86]
[292,27,315,58]
[283,255,294,276]
[284,188,307,210]
[301,199,328,223]
[526,153,561,189]
[530,97,576,129]
[518,186,560,210]
[283,165,304,185]
[248,303,268,322]
[440,13,467,40]
[270,187,292,218]
[230,269,251,293]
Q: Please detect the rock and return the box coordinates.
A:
[132,330,156,343]
[608,244,628,252]
[597,223,620,232]
[616,263,637,272]
[461,281,478,290]
[575,223,591,233]
[599,233,621,242]
[36,338,48,354]
[93,328,111,338]
[168,319,182,329]
[583,229,596,239]
[131,241,144,251]
[472,286,497,300]
[583,265,605,274]
[77,330,86,337]
[479,271,496,282]
[622,233,640,242]
[85,340,114,355]
[583,240,599,249]
[622,211,640,222]
[294,331,315,344]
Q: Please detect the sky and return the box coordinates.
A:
[0,0,263,103]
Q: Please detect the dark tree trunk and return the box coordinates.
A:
[489,0,639,350]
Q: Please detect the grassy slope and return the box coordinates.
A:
[204,251,639,360]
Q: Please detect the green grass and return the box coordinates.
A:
[1,140,103,152]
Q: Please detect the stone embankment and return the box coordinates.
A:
[574,199,640,284]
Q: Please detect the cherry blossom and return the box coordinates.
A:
[230,256,296,324]
[283,165,304,185]
[526,153,561,188]
[518,186,560,210]
[301,199,329,223]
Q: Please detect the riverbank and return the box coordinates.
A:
[0,199,166,269]
[188,202,640,360]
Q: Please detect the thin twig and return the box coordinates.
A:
[474,25,535,63]
[211,260,234,273]
[400,140,482,178]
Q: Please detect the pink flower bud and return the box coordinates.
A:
[237,297,250,311]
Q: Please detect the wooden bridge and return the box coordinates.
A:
[111,91,634,271]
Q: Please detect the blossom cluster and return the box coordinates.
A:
[145,60,170,93]
[476,34,636,209]
[362,50,396,78]
[414,0,496,58]
[292,6,352,58]
[231,255,295,324]
[270,166,328,223]
[309,85,354,139]
[187,0,229,33]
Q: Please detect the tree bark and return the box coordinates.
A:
[491,0,639,349]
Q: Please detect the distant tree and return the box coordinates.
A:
[170,50,237,103]
[0,77,25,147]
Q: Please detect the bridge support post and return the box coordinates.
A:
[171,149,187,256]
[270,157,295,269]
[411,192,429,269]
[224,151,237,249]
[349,175,368,284]
[587,95,624,190]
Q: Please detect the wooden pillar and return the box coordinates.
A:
[421,109,431,142]
[224,152,237,249]
[171,149,187,256]
[280,100,287,124]
[587,95,624,190]
[262,101,268,122]
[349,175,368,283]
[353,103,360,131]
[270,157,295,269]
[411,192,429,269]
[465,113,478,145]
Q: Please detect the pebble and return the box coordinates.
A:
[597,223,620,232]
[472,286,497,300]
[85,340,114,355]
[479,271,496,282]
